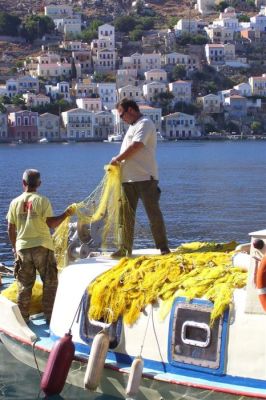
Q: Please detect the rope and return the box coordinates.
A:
[139,308,152,357]
[151,307,166,373]
[68,296,83,334]
[32,338,41,377]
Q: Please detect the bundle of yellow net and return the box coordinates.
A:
[53,164,133,270]
[88,241,247,326]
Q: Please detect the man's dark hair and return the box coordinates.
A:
[22,169,41,188]
[116,98,140,112]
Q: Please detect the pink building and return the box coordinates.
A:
[8,110,38,142]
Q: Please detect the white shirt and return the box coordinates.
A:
[120,116,158,183]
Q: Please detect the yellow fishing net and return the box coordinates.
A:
[53,164,133,270]
[88,241,247,326]
[1,281,43,315]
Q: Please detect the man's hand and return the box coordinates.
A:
[110,156,120,166]
[65,203,77,217]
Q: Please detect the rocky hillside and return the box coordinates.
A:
[0,0,195,21]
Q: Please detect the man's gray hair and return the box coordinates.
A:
[22,169,41,187]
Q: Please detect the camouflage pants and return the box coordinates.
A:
[15,246,58,322]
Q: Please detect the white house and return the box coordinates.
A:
[144,69,167,82]
[45,81,71,102]
[205,25,234,43]
[143,81,168,103]
[76,97,102,112]
[122,52,162,73]
[38,113,60,141]
[233,83,252,97]
[174,19,207,35]
[31,52,81,79]
[74,80,98,97]
[45,4,73,19]
[94,110,114,140]
[61,40,83,51]
[94,49,116,72]
[163,112,197,139]
[213,7,239,30]
[61,108,95,140]
[4,76,39,98]
[118,85,143,102]
[249,75,266,96]
[199,94,221,113]
[98,24,115,49]
[63,19,82,36]
[97,83,117,110]
[205,44,225,65]
[162,52,199,71]
[250,13,266,32]
[22,93,50,108]
[168,80,192,104]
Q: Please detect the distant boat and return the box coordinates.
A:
[107,134,123,143]
[39,138,49,144]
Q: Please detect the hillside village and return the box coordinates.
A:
[1,0,266,142]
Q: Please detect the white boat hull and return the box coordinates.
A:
[2,233,266,400]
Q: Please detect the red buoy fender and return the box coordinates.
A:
[41,333,75,396]
[256,256,266,312]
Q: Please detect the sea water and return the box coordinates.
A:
[1,140,266,399]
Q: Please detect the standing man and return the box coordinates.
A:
[110,98,170,257]
[7,169,73,323]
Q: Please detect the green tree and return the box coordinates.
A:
[153,92,174,115]
[0,102,6,113]
[0,95,11,104]
[92,72,116,83]
[21,15,55,42]
[10,67,17,74]
[81,19,103,42]
[71,58,77,79]
[238,14,250,23]
[204,123,216,134]
[138,17,154,30]
[251,121,263,134]
[129,28,143,41]
[176,32,208,46]
[0,12,21,36]
[172,102,199,115]
[171,65,186,81]
[114,16,136,33]
[216,1,229,12]
[11,94,25,106]
[168,16,178,29]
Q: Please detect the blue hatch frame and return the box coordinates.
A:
[168,297,229,375]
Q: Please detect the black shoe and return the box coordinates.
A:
[160,247,171,255]
[111,248,130,258]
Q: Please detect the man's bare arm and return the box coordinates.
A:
[8,223,17,253]
[110,141,144,165]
